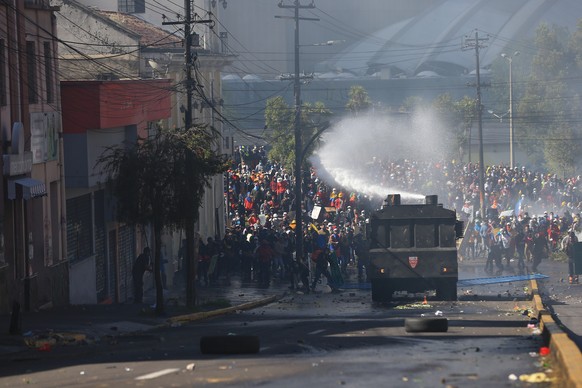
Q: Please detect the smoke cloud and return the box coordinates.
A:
[311,108,453,202]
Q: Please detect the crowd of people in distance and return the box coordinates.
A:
[193,145,582,290]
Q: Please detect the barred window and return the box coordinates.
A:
[26,41,38,104]
[44,42,54,103]
[119,0,145,13]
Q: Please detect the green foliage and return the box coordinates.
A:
[345,85,372,114]
[544,124,581,178]
[264,96,331,171]
[431,93,477,161]
[97,125,228,229]
[516,21,582,173]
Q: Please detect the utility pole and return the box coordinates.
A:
[276,1,317,265]
[163,2,214,129]
[463,30,489,220]
[163,2,214,308]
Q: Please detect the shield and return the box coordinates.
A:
[409,256,418,268]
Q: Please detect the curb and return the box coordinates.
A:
[0,294,283,359]
[164,294,282,326]
[531,279,582,388]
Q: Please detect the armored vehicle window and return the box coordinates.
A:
[440,224,455,247]
[391,224,410,248]
[416,223,436,247]
[374,224,388,248]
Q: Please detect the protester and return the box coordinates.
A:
[132,247,151,303]
[209,144,582,289]
[564,230,579,284]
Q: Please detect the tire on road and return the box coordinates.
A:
[200,335,260,354]
[404,317,448,333]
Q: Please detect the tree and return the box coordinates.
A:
[516,22,582,172]
[431,93,477,161]
[264,96,331,172]
[544,124,581,178]
[345,85,372,115]
[98,126,228,314]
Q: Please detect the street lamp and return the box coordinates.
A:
[487,109,508,123]
[501,51,519,168]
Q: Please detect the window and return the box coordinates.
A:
[439,224,456,247]
[44,42,54,103]
[26,41,38,103]
[391,223,411,249]
[119,0,145,13]
[0,39,6,106]
[415,223,436,248]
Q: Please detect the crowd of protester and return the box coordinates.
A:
[194,145,582,290]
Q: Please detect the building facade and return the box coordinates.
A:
[55,0,233,302]
[0,0,68,313]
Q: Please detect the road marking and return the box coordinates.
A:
[308,329,326,335]
[135,368,180,380]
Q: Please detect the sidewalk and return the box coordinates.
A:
[0,278,289,358]
[533,256,582,348]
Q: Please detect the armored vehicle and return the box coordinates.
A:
[367,194,463,302]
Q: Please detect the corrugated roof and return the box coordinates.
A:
[324,0,582,77]
[96,10,182,49]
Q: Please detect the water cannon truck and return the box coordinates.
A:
[366,194,464,302]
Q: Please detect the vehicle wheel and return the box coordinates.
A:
[436,280,457,301]
[404,317,448,333]
[371,280,392,302]
[200,335,260,355]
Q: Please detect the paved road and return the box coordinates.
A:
[0,256,579,386]
[0,287,551,387]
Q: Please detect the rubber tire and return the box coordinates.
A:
[200,335,260,355]
[404,317,448,333]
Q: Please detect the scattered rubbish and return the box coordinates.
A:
[80,371,85,375]
[125,367,133,372]
[23,330,92,348]
[186,363,195,371]
[519,372,550,383]
[435,310,443,316]
[539,347,551,356]
[508,374,518,381]
[38,343,52,352]
[395,303,432,310]
[422,295,428,305]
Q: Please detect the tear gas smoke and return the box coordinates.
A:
[311,108,452,203]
